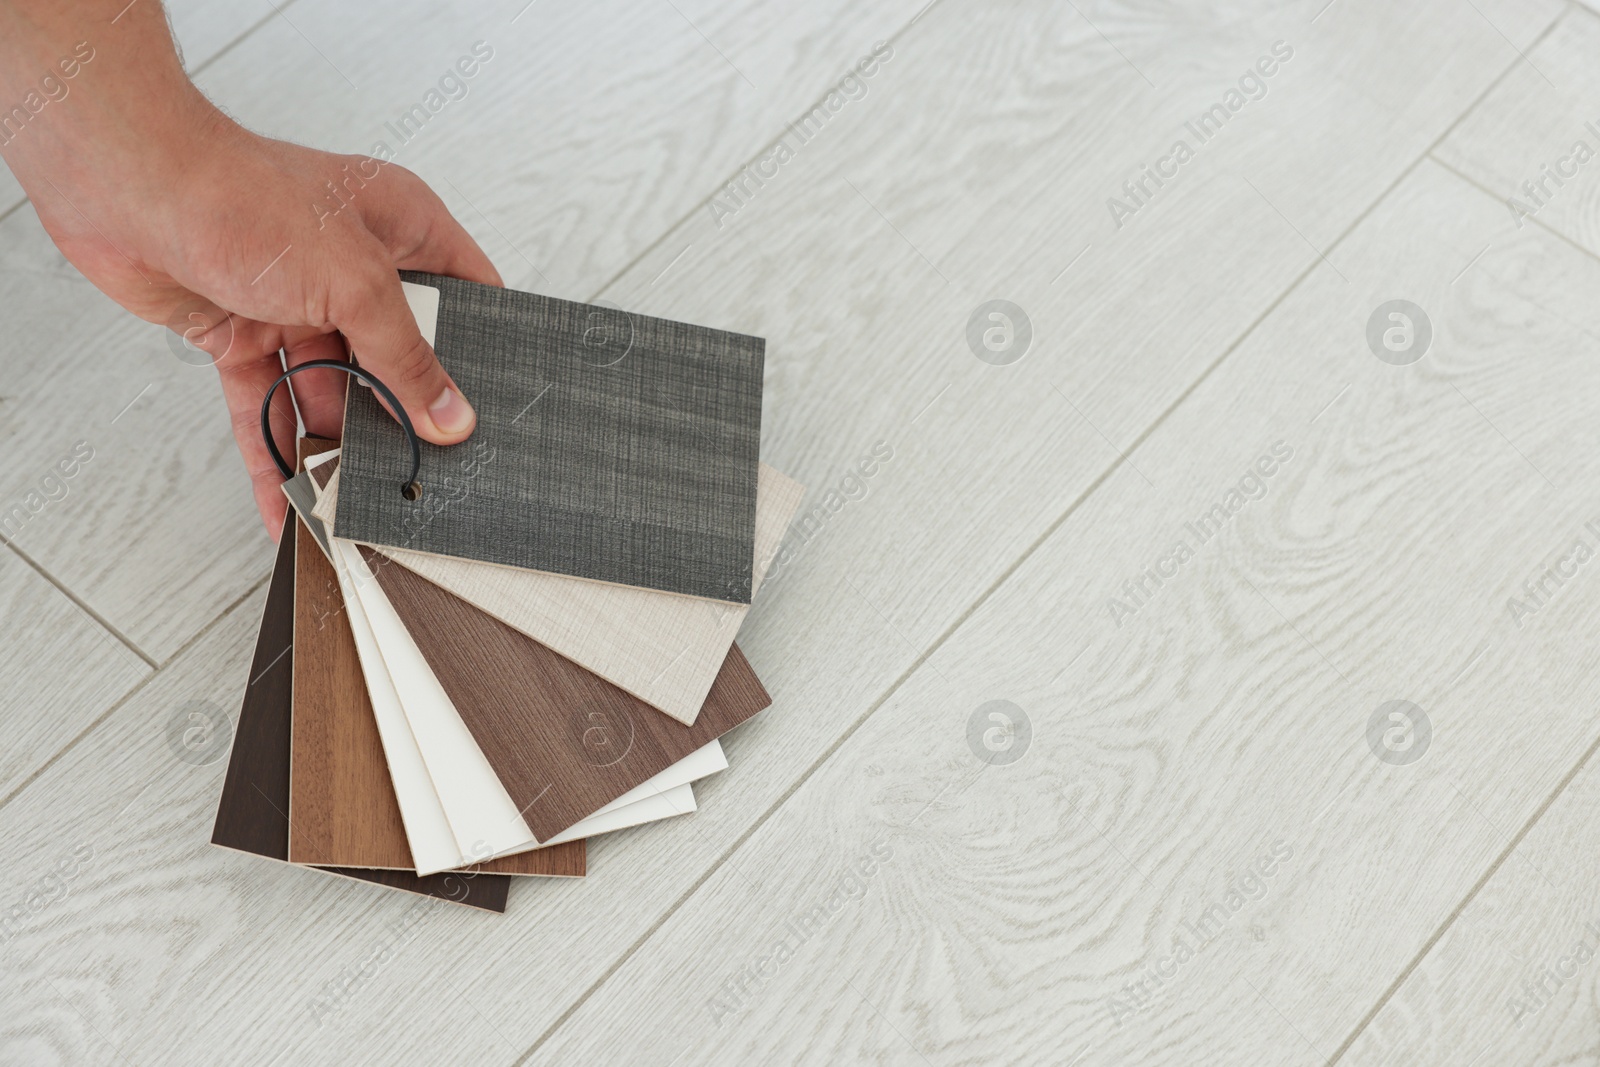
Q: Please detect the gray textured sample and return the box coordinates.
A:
[335,272,763,603]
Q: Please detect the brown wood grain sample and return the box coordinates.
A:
[291,510,409,866]
[210,512,511,913]
[363,546,771,843]
[289,438,585,877]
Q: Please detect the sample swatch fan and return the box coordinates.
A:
[209,276,799,914]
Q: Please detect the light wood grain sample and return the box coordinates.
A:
[335,272,765,603]
[289,438,585,878]
[210,513,511,912]
[317,459,803,723]
[364,546,771,843]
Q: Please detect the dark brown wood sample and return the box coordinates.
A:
[290,441,586,877]
[363,546,772,843]
[210,513,511,913]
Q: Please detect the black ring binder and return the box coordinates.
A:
[259,360,423,497]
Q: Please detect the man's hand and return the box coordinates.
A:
[0,0,501,537]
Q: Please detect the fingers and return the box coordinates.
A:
[256,467,291,542]
[356,162,504,288]
[215,347,300,539]
[282,328,350,439]
[325,245,476,445]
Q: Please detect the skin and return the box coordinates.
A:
[0,0,500,537]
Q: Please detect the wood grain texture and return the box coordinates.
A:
[212,513,512,911]
[291,438,586,877]
[0,0,1583,1063]
[296,471,732,862]
[209,518,299,860]
[0,208,269,662]
[534,158,1600,1065]
[290,501,717,862]
[291,498,411,867]
[322,459,804,723]
[365,546,771,843]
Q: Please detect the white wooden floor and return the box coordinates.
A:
[4,0,1600,1063]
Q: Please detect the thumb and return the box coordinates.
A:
[330,252,475,443]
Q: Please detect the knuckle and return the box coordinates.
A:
[351,267,393,309]
[387,334,439,390]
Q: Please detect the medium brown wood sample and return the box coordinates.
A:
[289,438,585,877]
[363,546,772,843]
[210,513,511,913]
[291,510,410,866]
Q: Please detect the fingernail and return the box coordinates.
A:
[428,387,475,435]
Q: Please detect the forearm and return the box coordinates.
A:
[0,0,220,206]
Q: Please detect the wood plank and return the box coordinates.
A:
[0,212,272,661]
[531,156,1600,1063]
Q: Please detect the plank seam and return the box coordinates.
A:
[184,0,297,82]
[0,570,271,814]
[1325,725,1600,1064]
[0,536,158,668]
[1428,152,1600,284]
[580,1,948,305]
